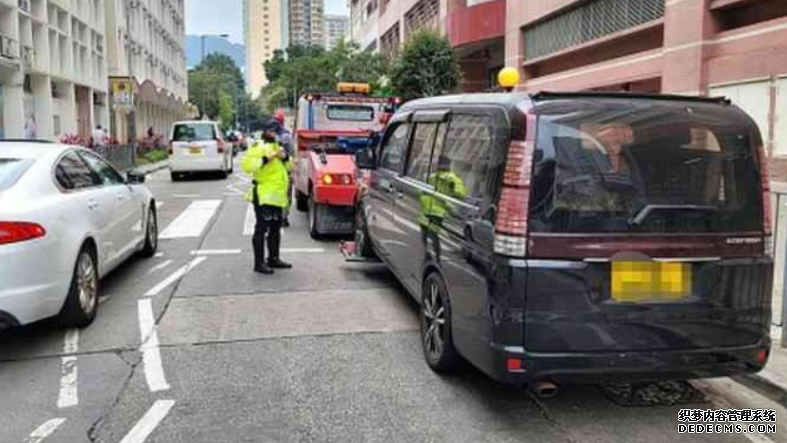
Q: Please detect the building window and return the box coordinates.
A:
[523,0,664,60]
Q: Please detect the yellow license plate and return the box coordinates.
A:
[189,147,203,154]
[611,261,691,302]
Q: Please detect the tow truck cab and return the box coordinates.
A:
[293,83,399,238]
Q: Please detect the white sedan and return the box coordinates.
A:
[0,141,158,329]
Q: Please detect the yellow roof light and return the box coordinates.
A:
[337,82,371,94]
[497,67,520,91]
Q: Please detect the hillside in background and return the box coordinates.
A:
[186,35,246,77]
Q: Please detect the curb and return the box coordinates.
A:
[136,160,169,175]
[733,373,787,409]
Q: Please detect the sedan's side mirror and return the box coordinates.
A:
[355,148,375,170]
[127,170,146,184]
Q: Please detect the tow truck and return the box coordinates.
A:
[293,83,399,238]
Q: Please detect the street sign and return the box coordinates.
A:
[110,77,136,110]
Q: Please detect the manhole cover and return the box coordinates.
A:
[600,381,708,407]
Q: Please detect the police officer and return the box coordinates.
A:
[418,156,467,263]
[241,131,293,274]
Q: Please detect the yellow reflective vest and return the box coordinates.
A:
[241,141,291,208]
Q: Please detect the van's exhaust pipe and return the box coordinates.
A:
[531,380,558,399]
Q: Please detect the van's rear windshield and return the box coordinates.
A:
[529,99,764,234]
[173,123,216,142]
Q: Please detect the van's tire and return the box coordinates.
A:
[354,205,375,258]
[308,196,323,239]
[228,158,234,175]
[140,206,158,258]
[218,169,229,180]
[421,273,460,373]
[295,190,308,212]
[57,244,99,328]
[170,172,181,182]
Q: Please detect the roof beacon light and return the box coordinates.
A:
[337,82,371,94]
[498,67,520,92]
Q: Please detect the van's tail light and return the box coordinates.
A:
[494,111,536,257]
[0,222,46,245]
[757,144,772,256]
[217,139,227,154]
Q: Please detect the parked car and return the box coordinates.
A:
[0,141,158,330]
[169,121,233,181]
[353,92,773,389]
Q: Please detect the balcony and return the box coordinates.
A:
[0,34,20,61]
[446,0,504,48]
[21,45,35,69]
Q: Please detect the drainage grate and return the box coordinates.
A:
[600,381,708,407]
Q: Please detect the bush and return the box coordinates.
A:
[141,148,168,164]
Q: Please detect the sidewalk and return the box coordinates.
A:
[735,326,787,408]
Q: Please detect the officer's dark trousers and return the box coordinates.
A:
[252,204,282,269]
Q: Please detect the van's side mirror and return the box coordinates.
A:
[127,170,146,184]
[355,148,375,170]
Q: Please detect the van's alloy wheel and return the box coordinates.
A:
[420,274,460,372]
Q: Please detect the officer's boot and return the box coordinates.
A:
[252,230,273,274]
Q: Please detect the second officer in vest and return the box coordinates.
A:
[241,131,293,274]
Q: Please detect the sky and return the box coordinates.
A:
[186,0,348,45]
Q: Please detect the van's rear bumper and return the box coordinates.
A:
[487,341,770,385]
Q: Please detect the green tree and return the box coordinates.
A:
[188,53,245,119]
[218,93,235,130]
[391,30,461,101]
[260,42,390,111]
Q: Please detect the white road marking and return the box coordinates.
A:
[160,200,221,239]
[191,249,242,256]
[281,248,325,253]
[137,299,170,392]
[24,418,67,443]
[98,294,112,305]
[154,252,164,258]
[118,399,176,443]
[744,432,776,443]
[57,329,79,409]
[143,257,206,297]
[155,201,164,209]
[243,204,255,236]
[145,259,173,275]
[171,194,200,198]
[225,184,245,196]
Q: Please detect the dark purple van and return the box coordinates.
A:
[354,92,773,387]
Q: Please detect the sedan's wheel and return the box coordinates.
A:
[421,273,460,372]
[58,246,99,327]
[140,206,158,257]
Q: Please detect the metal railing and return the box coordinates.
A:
[91,145,136,171]
[770,184,787,347]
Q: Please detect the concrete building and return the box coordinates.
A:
[289,0,324,46]
[374,0,505,91]
[503,0,787,174]
[348,0,378,51]
[244,0,287,96]
[324,14,349,50]
[0,0,110,140]
[105,0,189,143]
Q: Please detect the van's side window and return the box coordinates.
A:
[379,123,410,172]
[406,123,439,182]
[433,115,493,205]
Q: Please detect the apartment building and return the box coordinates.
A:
[348,0,378,50]
[0,0,109,140]
[105,0,189,143]
[324,14,348,50]
[244,0,287,96]
[289,0,324,46]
